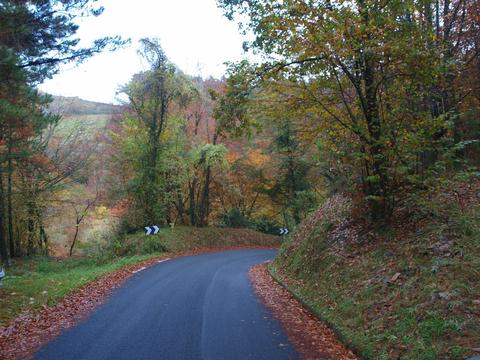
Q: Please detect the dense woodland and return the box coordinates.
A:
[0,0,479,264]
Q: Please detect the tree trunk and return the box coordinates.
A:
[7,139,15,257]
[364,62,389,222]
[69,220,80,257]
[35,206,48,255]
[0,162,9,265]
[287,152,301,224]
[26,196,36,255]
[144,85,168,225]
[198,166,211,227]
[145,126,159,224]
[359,6,389,222]
[175,192,185,224]
[189,179,197,226]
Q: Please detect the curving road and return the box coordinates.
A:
[34,249,300,360]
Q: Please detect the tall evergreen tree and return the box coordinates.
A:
[0,0,126,264]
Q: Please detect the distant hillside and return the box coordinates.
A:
[49,95,122,115]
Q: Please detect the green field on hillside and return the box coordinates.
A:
[54,114,110,138]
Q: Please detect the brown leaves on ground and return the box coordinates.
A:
[249,263,358,360]
[0,246,276,360]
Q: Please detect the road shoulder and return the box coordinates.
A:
[249,263,358,360]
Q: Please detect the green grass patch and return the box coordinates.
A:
[0,253,162,326]
[55,114,109,139]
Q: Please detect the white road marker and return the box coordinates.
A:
[131,258,170,274]
[132,266,147,274]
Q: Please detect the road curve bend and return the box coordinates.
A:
[34,249,300,360]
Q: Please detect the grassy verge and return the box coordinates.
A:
[120,225,281,253]
[0,254,162,327]
[272,188,480,360]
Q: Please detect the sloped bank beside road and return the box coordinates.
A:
[269,186,480,360]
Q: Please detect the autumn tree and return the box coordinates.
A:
[269,121,319,225]
[116,39,196,226]
[216,0,466,223]
[181,78,230,227]
[188,143,227,226]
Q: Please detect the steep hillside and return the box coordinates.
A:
[272,180,480,359]
[48,95,121,135]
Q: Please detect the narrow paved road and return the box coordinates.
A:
[35,249,300,360]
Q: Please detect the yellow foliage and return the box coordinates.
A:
[246,149,270,167]
[94,205,109,219]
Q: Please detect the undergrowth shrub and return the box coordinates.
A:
[218,208,250,228]
[141,237,168,254]
[217,208,281,235]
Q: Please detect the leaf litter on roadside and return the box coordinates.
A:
[249,263,358,360]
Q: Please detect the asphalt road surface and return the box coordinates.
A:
[34,249,300,360]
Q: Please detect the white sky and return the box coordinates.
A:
[38,0,247,104]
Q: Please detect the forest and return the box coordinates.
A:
[0,0,479,359]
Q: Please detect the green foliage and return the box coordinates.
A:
[113,39,200,226]
[217,209,281,235]
[218,208,250,228]
[212,60,262,137]
[249,216,280,235]
[142,237,168,254]
[189,143,228,169]
[267,121,321,225]
[111,113,190,227]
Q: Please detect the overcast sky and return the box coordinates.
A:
[38,0,247,104]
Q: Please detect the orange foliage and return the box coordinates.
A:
[245,149,270,167]
[29,154,50,167]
